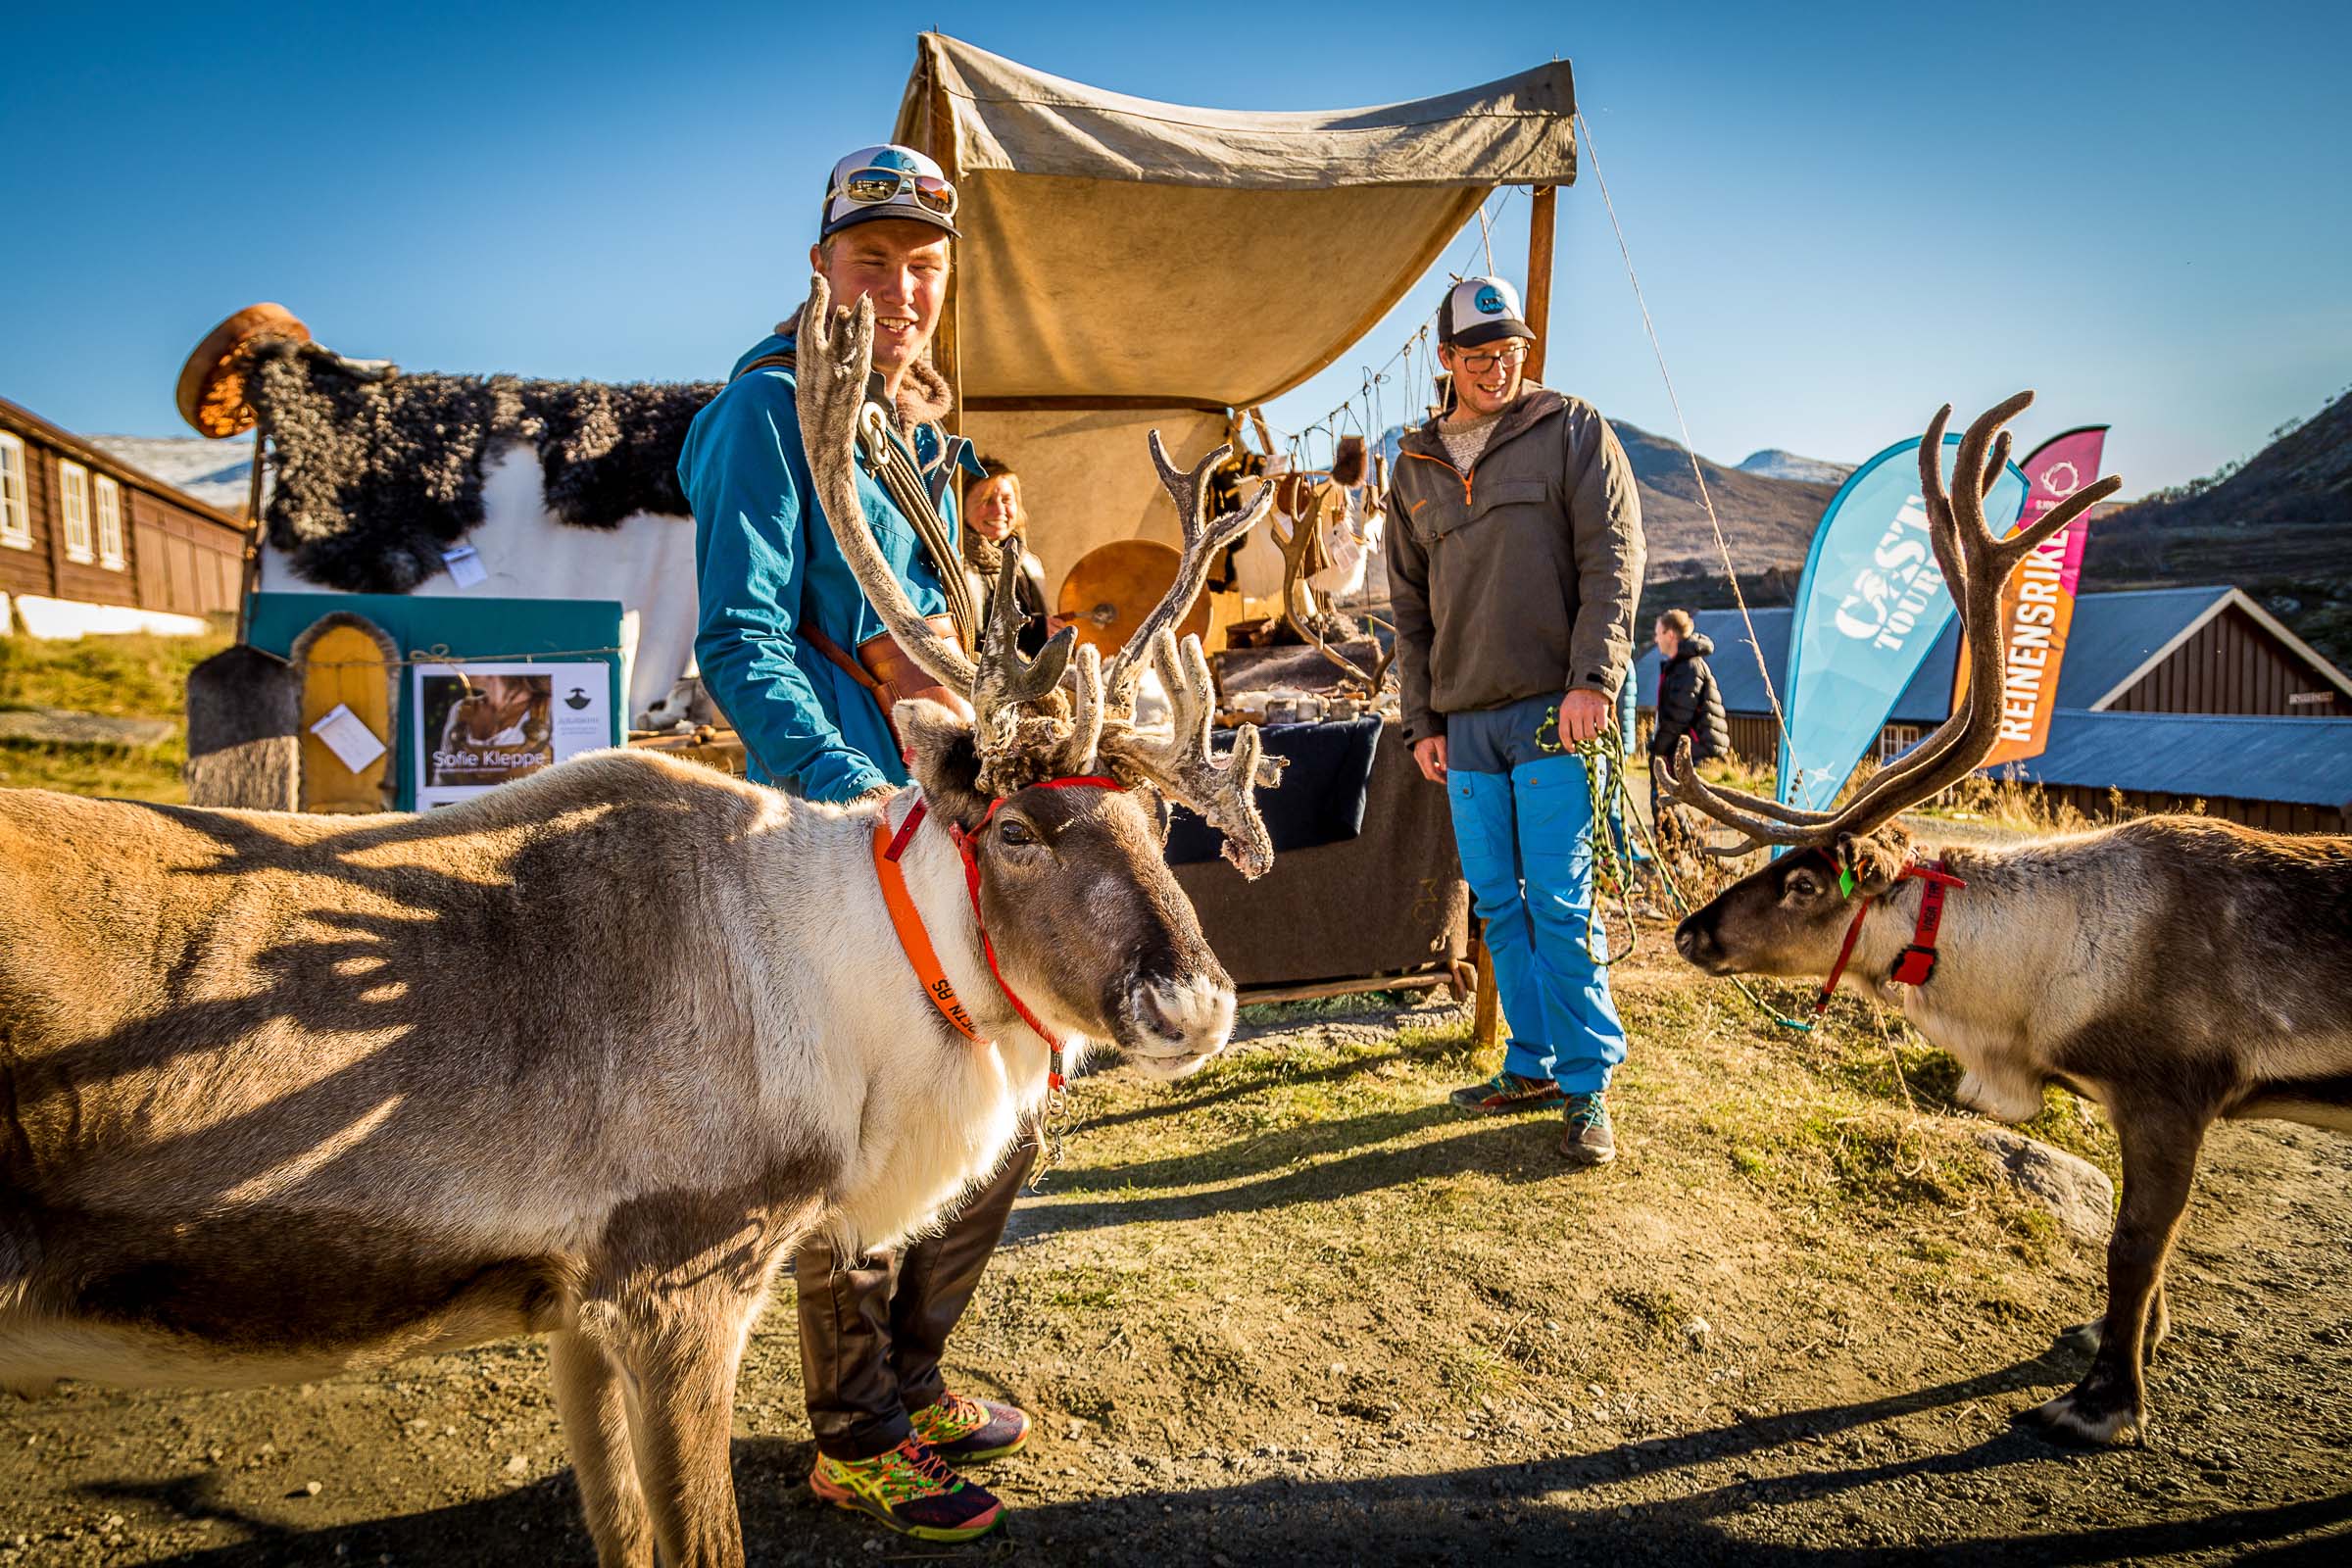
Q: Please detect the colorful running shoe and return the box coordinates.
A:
[909,1391,1031,1461]
[808,1439,1004,1542]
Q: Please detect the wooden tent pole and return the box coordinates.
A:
[1524,184,1557,383]
[925,49,964,435]
[234,435,267,644]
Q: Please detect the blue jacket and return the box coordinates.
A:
[678,331,971,802]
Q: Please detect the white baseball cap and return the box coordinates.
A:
[819,144,960,240]
[1438,275,1535,349]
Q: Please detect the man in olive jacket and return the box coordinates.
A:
[1386,275,1646,1164]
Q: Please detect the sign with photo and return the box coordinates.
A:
[414,662,613,808]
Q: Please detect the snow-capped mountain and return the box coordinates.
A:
[84,435,257,514]
[1736,448,1853,486]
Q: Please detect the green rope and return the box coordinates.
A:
[1538,703,1816,1033]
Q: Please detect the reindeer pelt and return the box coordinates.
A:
[182,644,301,810]
[0,754,1052,1384]
[245,341,715,594]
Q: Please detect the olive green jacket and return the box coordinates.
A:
[1384,388,1646,745]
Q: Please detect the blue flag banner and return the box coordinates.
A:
[1777,435,2028,812]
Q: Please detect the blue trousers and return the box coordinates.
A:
[1446,693,1628,1095]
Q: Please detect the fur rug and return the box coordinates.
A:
[246,341,717,594]
[247,310,960,597]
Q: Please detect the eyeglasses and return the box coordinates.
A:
[831,166,958,219]
[1450,342,1529,373]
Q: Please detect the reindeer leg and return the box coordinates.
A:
[613,1290,759,1568]
[2056,1278,2168,1365]
[550,1326,655,1568]
[2028,1106,2205,1446]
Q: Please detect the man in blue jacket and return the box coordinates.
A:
[677,143,1028,1544]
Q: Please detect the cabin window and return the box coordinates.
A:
[0,433,28,549]
[94,475,125,569]
[58,460,95,564]
[1877,723,1925,763]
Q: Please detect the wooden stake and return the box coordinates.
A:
[1524,185,1558,383]
[233,434,267,644]
[1472,932,1500,1048]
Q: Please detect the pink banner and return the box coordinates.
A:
[2017,426,2109,595]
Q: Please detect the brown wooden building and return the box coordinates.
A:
[0,395,247,630]
[1638,586,2352,761]
[1633,587,2352,833]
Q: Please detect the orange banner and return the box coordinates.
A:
[1953,426,2106,767]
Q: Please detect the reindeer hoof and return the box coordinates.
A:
[2021,1390,2143,1447]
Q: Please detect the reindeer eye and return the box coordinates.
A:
[998,817,1035,847]
[1788,870,1819,898]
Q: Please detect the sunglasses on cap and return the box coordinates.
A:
[831,166,958,219]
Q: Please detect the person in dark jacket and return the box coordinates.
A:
[1646,609,1731,831]
[1386,274,1646,1166]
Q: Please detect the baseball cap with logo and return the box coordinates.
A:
[1437,275,1536,350]
[819,144,960,240]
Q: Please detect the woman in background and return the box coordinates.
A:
[960,458,1055,657]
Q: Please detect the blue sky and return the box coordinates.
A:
[4,1,2344,497]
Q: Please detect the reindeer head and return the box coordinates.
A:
[1666,393,2122,984]
[796,278,1284,1075]
[1675,827,1911,977]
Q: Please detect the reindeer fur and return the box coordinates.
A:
[0,734,1235,1564]
[1678,813,2352,1446]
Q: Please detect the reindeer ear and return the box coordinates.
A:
[1835,827,1910,898]
[896,699,993,828]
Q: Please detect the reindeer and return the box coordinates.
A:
[1663,393,2352,1448]
[0,279,1279,1567]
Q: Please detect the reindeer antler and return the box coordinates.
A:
[1098,628,1284,878]
[797,276,1286,872]
[796,278,980,699]
[1665,392,2123,858]
[1103,432,1277,718]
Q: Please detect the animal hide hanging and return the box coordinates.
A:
[244,340,718,596]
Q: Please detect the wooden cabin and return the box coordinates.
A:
[0,395,247,636]
[1631,587,2352,833]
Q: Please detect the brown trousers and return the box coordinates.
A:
[793,1142,1038,1460]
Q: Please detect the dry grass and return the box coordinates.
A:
[0,625,230,802]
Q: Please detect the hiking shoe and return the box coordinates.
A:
[1449,1070,1565,1114]
[808,1439,1004,1542]
[908,1391,1030,1462]
[1560,1093,1617,1165]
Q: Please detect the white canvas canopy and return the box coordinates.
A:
[891,33,1577,584]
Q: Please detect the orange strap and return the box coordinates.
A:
[871,814,987,1042]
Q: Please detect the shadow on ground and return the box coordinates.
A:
[89,1354,2352,1567]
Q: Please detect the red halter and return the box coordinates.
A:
[877,776,1125,1092]
[1813,858,1967,1016]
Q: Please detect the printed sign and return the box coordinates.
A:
[1779,436,2028,813]
[413,661,612,808]
[308,702,387,774]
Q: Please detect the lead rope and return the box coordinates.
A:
[933,776,1126,1187]
[1537,704,1818,1032]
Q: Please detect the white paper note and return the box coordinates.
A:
[441,545,488,588]
[309,703,387,773]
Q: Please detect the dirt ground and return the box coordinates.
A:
[2,935,2347,1566]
